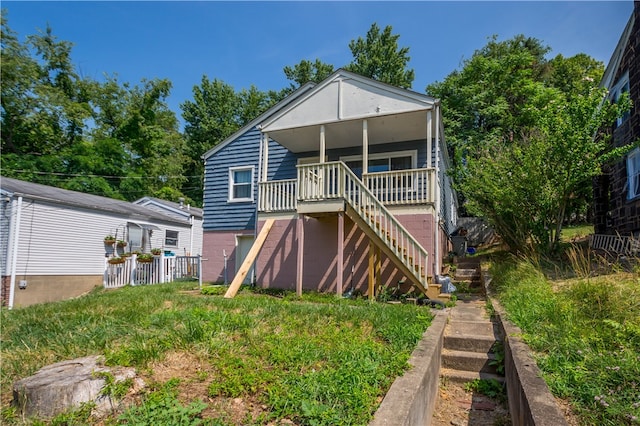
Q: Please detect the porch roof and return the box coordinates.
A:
[260,70,438,153]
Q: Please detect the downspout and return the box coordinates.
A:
[189,215,194,256]
[8,196,23,310]
[434,105,441,278]
[252,130,265,285]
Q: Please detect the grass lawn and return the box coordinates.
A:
[491,258,640,426]
[1,282,433,425]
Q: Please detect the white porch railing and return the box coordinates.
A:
[104,254,202,289]
[363,168,435,205]
[297,162,430,292]
[258,179,297,212]
[258,168,435,213]
[590,234,639,256]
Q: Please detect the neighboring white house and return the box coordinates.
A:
[133,196,203,257]
[0,177,201,308]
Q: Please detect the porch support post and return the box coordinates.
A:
[362,119,369,175]
[375,245,381,295]
[262,133,269,182]
[427,110,433,168]
[319,125,326,163]
[337,212,344,296]
[434,104,441,278]
[296,215,304,296]
[368,240,375,300]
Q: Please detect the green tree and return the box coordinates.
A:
[1,15,189,203]
[181,77,250,204]
[428,35,630,253]
[282,59,335,91]
[346,23,415,88]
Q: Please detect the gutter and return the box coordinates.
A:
[8,196,22,309]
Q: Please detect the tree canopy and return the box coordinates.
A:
[427,35,630,254]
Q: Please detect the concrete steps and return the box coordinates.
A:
[439,265,504,385]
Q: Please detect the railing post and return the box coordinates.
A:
[198,255,202,290]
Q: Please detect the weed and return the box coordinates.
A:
[93,371,132,400]
[489,341,505,375]
[118,379,207,425]
[464,378,506,402]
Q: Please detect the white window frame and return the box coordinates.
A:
[340,150,418,172]
[628,147,640,200]
[228,166,254,203]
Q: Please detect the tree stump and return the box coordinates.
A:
[12,355,138,419]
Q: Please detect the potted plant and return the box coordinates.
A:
[108,256,125,265]
[137,253,154,263]
[151,248,162,256]
[121,252,132,258]
[117,240,127,248]
[104,235,116,245]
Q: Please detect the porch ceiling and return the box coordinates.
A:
[267,110,429,153]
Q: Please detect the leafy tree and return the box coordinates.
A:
[1,15,189,203]
[282,59,334,91]
[428,34,631,254]
[347,23,415,88]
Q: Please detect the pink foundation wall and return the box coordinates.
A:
[255,212,438,295]
[202,230,254,283]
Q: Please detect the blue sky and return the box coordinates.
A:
[3,1,634,126]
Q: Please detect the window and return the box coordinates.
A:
[341,150,417,178]
[628,148,640,200]
[612,73,630,127]
[228,166,254,202]
[165,230,178,246]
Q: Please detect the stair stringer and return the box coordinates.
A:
[345,205,429,297]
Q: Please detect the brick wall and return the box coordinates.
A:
[594,2,640,236]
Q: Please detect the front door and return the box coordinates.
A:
[236,235,255,284]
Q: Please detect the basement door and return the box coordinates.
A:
[236,235,255,284]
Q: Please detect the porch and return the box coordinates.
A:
[232,161,447,302]
[258,163,436,213]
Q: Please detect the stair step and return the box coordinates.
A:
[440,368,505,385]
[442,349,498,374]
[444,334,498,353]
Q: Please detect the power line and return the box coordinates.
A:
[4,169,203,179]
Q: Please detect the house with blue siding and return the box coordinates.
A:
[202,70,458,300]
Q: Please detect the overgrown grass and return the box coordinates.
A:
[560,224,594,242]
[491,259,640,425]
[1,282,432,425]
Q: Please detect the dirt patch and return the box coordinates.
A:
[103,350,280,425]
[431,379,510,426]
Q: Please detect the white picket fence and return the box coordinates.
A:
[104,254,201,289]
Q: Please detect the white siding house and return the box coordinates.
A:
[133,197,203,256]
[0,177,197,308]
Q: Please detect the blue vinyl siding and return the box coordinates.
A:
[203,128,294,231]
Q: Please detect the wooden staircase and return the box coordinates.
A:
[298,162,445,301]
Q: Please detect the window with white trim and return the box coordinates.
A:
[628,148,640,200]
[228,166,254,202]
[165,230,178,246]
